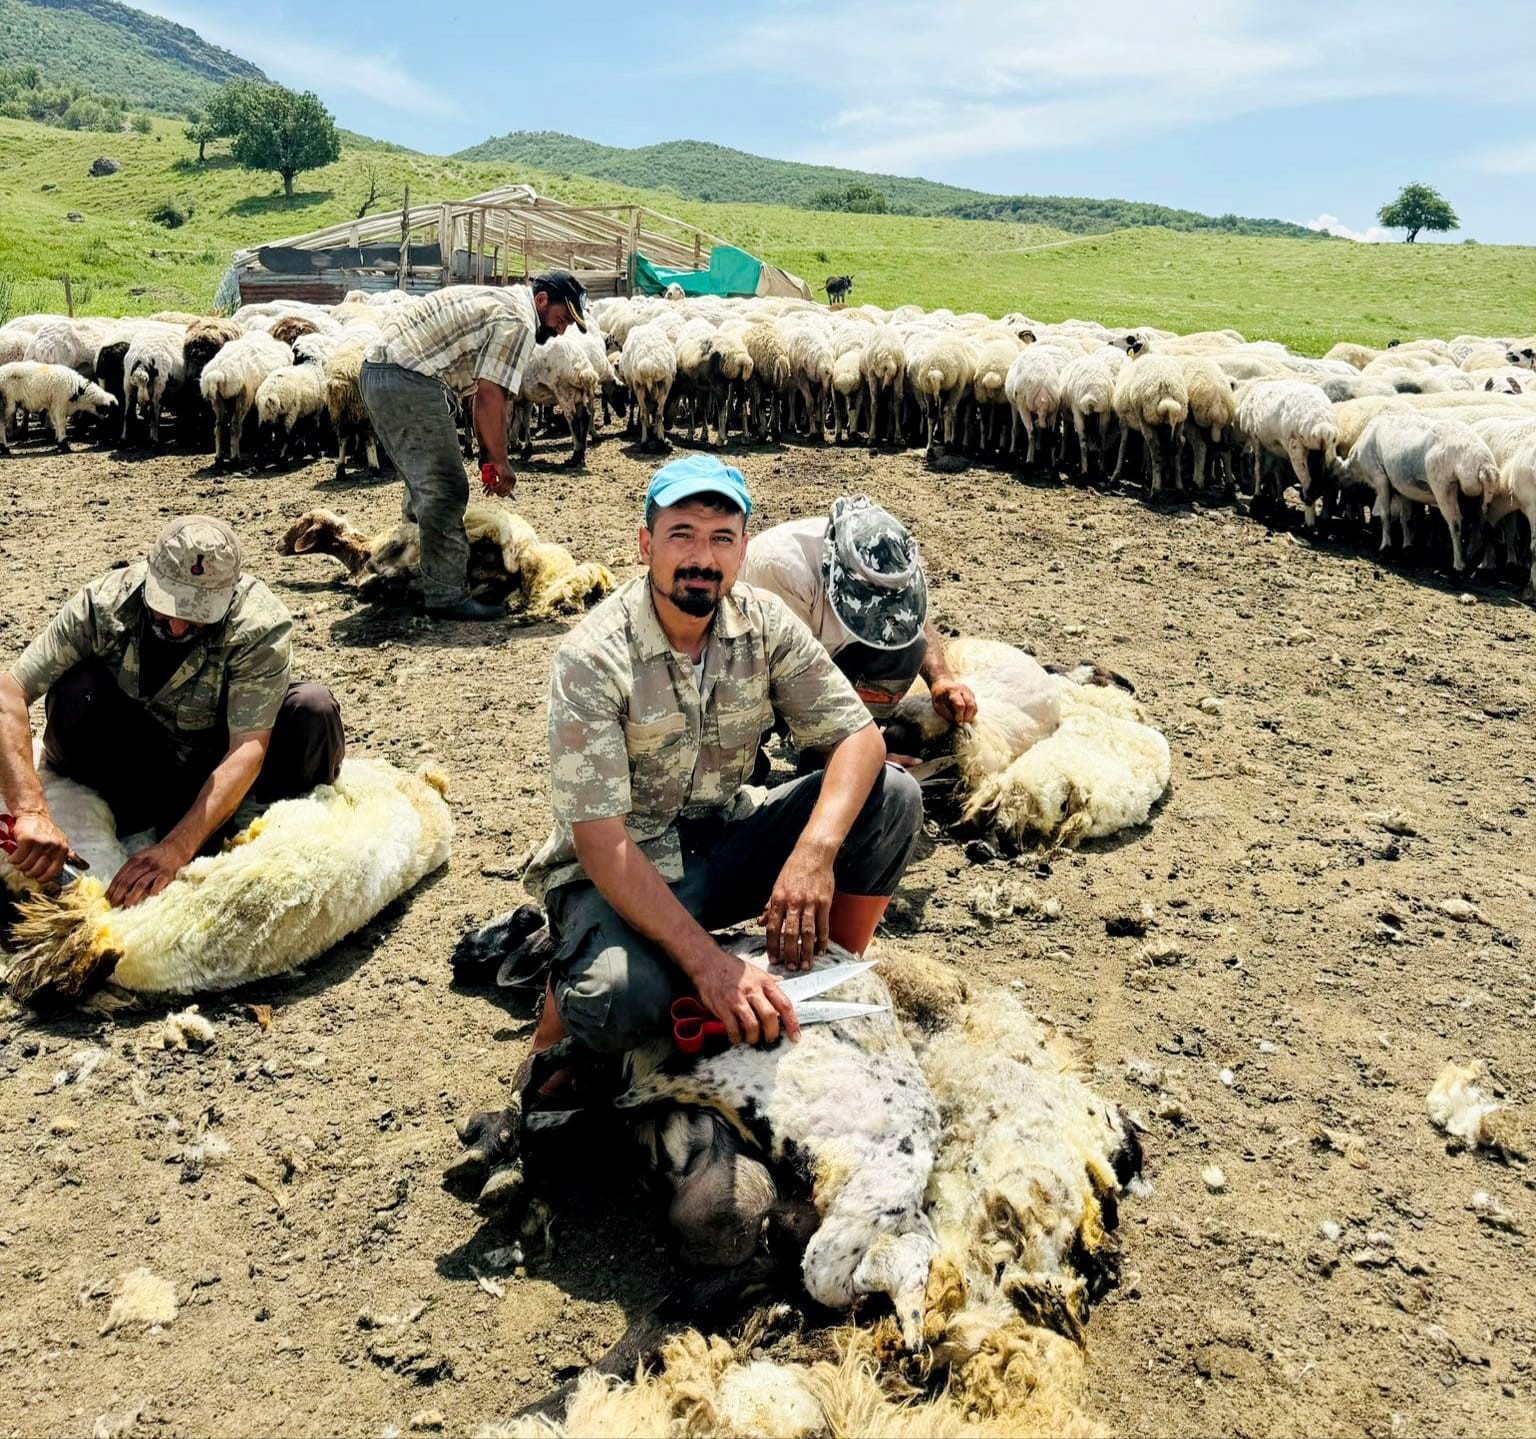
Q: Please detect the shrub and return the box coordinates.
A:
[149,197,195,229]
[131,113,154,134]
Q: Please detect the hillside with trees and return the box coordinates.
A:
[456,130,1324,239]
[0,0,265,112]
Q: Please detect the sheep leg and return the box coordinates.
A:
[1430,484,1466,571]
[1111,424,1131,482]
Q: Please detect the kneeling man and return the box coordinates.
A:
[1,515,344,907]
[523,456,922,1053]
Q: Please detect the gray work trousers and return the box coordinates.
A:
[545,763,923,1053]
[358,360,471,607]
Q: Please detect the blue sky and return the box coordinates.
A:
[139,0,1534,244]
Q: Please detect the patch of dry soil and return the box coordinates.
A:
[1,430,1532,1437]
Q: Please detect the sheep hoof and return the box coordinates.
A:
[56,441,72,454]
[477,1163,526,1215]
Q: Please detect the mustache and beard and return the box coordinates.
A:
[147,614,204,646]
[656,564,725,618]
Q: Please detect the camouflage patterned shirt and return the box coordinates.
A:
[9,562,294,755]
[523,574,875,902]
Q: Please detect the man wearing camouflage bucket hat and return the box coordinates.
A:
[0,516,344,909]
[740,495,977,734]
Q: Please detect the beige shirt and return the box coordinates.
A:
[738,517,853,658]
[522,574,873,902]
[366,284,538,396]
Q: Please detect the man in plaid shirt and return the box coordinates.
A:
[361,273,588,621]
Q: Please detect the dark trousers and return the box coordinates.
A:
[546,763,923,1053]
[358,360,471,608]
[42,659,345,839]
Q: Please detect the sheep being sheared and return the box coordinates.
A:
[3,759,451,1007]
[461,943,1140,1438]
[277,504,614,617]
[888,637,1170,846]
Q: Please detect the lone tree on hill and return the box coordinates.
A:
[216,81,340,200]
[1377,182,1459,243]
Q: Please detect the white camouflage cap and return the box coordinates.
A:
[143,515,242,624]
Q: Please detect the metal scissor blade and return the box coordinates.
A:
[778,959,878,1002]
[794,1000,888,1026]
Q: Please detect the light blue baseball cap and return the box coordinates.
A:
[645,454,752,518]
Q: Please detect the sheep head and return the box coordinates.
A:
[277,509,372,575]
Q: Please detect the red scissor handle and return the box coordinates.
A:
[671,996,728,1055]
[480,462,500,491]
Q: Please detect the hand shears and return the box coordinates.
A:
[0,813,87,886]
[670,959,887,1054]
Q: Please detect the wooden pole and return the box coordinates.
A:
[398,184,410,290]
[437,204,453,286]
[522,218,530,281]
[62,274,73,317]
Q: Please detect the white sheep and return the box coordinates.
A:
[1004,343,1074,470]
[1470,417,1536,595]
[1347,410,1501,570]
[254,363,329,465]
[1235,377,1338,525]
[122,327,187,448]
[1112,355,1189,494]
[516,331,603,466]
[619,323,677,453]
[1058,346,1126,477]
[783,322,834,442]
[905,331,976,457]
[1180,357,1240,491]
[968,331,1024,453]
[742,322,794,443]
[23,317,114,377]
[0,361,116,453]
[860,326,906,446]
[199,332,293,468]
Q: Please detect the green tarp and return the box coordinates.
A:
[634,244,764,297]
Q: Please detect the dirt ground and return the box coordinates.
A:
[1,423,1533,1439]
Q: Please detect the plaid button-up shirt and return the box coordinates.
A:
[522,574,875,902]
[10,563,294,755]
[366,284,538,396]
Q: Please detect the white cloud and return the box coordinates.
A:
[1302,213,1393,243]
[713,0,1532,173]
[135,3,465,122]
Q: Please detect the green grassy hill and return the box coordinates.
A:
[454,130,1321,239]
[0,0,265,112]
[4,114,1535,356]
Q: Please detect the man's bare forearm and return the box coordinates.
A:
[0,674,46,816]
[571,818,722,977]
[159,732,268,863]
[472,382,510,466]
[918,623,952,685]
[795,721,886,862]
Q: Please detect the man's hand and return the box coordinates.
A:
[691,947,800,1046]
[930,676,978,727]
[762,840,836,971]
[482,458,517,498]
[6,808,83,884]
[107,839,190,909]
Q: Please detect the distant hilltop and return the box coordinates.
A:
[454,130,1325,240]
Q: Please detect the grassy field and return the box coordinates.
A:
[3,114,1535,354]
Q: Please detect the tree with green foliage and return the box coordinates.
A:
[216,81,340,200]
[1377,183,1459,244]
[807,180,890,214]
[183,106,218,162]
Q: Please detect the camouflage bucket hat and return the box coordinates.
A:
[823,495,927,651]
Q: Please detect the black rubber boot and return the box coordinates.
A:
[426,596,510,622]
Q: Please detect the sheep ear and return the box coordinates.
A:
[292,521,330,554]
[1512,378,1524,394]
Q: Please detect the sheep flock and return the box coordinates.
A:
[4,288,1536,600]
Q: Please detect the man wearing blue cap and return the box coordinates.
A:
[521,454,923,1056]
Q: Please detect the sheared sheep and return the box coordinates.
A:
[0,361,116,454]
[1347,410,1502,571]
[3,759,451,1006]
[277,503,615,617]
[1235,377,1339,525]
[199,332,293,468]
[1005,343,1074,470]
[122,327,186,448]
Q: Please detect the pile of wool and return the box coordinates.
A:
[891,637,1171,846]
[482,944,1140,1437]
[2,758,451,1005]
